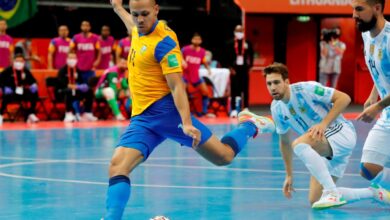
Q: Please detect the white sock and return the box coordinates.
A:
[372,167,390,190]
[293,143,337,191]
[337,187,373,202]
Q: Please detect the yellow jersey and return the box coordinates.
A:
[128,21,182,116]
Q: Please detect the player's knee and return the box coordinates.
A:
[213,153,234,166]
[291,138,304,148]
[360,163,380,181]
[102,87,115,100]
[109,156,130,176]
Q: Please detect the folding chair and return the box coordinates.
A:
[46,77,66,120]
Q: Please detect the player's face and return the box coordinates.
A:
[352,0,380,32]
[130,0,159,34]
[101,26,110,38]
[58,26,69,38]
[81,21,91,33]
[0,20,7,32]
[266,73,289,101]
[191,36,202,47]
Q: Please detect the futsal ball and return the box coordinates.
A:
[150,216,170,220]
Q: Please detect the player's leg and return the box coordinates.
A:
[195,110,275,165]
[104,122,165,220]
[105,147,144,220]
[24,90,39,123]
[309,176,338,205]
[360,126,390,204]
[101,87,125,120]
[292,135,342,208]
[292,123,356,209]
[360,126,390,190]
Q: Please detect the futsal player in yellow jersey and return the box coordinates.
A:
[104,0,275,219]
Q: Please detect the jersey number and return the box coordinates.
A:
[129,48,136,67]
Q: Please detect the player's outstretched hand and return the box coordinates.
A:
[182,125,201,148]
[356,103,382,123]
[283,176,295,199]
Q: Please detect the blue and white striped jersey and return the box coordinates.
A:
[362,22,390,129]
[271,81,349,135]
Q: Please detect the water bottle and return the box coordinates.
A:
[235,96,241,112]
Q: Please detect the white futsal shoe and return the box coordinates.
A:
[370,183,390,205]
[27,113,39,123]
[115,113,126,121]
[81,112,98,122]
[230,109,238,118]
[312,190,347,209]
[238,110,275,137]
[64,112,76,122]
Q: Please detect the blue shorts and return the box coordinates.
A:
[117,94,212,160]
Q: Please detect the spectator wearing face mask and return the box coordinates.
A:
[222,24,254,118]
[57,51,98,122]
[0,53,39,124]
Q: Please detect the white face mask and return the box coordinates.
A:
[234,32,244,40]
[13,61,24,70]
[67,58,77,67]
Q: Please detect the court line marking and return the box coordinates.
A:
[0,159,361,177]
[0,156,363,162]
[0,171,309,191]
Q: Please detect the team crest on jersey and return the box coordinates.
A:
[299,106,306,113]
[140,45,147,54]
[378,48,383,60]
[289,107,296,115]
[369,44,375,56]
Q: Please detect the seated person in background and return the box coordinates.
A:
[182,32,213,117]
[57,51,97,122]
[95,58,129,121]
[200,50,219,69]
[0,53,39,124]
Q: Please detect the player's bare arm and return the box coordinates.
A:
[280,131,294,199]
[165,72,201,147]
[309,90,351,140]
[110,0,134,33]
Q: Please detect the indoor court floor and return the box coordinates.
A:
[0,118,389,220]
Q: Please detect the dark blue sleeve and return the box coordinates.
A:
[154,36,177,63]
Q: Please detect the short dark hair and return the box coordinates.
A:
[193,32,201,38]
[263,62,289,80]
[14,53,25,60]
[367,0,385,12]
